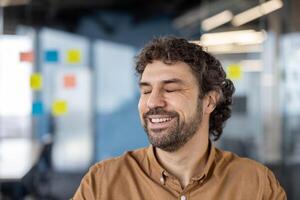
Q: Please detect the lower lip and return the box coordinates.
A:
[147,118,176,130]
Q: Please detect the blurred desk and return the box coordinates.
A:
[0,138,41,180]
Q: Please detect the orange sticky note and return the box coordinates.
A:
[30,73,42,90]
[52,100,68,116]
[20,52,34,62]
[67,49,81,64]
[63,74,76,89]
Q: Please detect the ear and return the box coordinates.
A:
[203,90,220,114]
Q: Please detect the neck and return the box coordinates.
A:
[155,124,210,188]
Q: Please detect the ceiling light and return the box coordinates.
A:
[0,0,30,7]
[202,44,263,54]
[232,0,283,27]
[199,29,267,46]
[201,10,233,31]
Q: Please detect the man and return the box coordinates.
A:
[73,36,286,200]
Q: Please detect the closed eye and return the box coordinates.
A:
[165,89,179,93]
[142,90,151,95]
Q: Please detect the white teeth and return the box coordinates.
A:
[150,117,172,123]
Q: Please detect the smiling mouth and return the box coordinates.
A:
[149,117,173,123]
[146,115,176,130]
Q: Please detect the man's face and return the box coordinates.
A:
[138,60,204,152]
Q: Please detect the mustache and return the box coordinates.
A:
[143,107,178,118]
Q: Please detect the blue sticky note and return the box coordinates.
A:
[32,101,44,116]
[44,50,59,63]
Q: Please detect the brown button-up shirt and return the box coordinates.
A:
[73,143,286,200]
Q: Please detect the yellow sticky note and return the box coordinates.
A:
[67,49,81,64]
[227,64,242,80]
[52,100,68,116]
[30,73,42,90]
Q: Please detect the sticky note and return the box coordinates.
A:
[20,52,34,62]
[52,100,68,116]
[32,101,44,116]
[227,64,242,80]
[44,50,59,63]
[63,74,76,89]
[30,73,43,90]
[67,49,81,64]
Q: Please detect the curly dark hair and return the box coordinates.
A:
[135,36,235,141]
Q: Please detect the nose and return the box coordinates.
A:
[147,90,166,109]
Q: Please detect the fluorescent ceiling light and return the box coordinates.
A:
[190,41,263,54]
[203,44,263,54]
[232,0,283,27]
[0,0,30,7]
[201,10,233,31]
[199,29,267,46]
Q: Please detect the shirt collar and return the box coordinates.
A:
[146,140,216,183]
[192,141,216,181]
[146,144,168,182]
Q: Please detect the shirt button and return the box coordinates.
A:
[160,176,165,184]
[180,195,186,200]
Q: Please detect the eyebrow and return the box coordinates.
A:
[139,78,185,87]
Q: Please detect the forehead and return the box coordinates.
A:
[140,60,197,84]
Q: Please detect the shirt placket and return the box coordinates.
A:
[178,174,207,200]
[160,171,207,200]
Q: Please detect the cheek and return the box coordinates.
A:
[138,97,146,117]
[166,95,198,118]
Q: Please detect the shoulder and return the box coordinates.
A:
[214,148,286,199]
[90,147,148,175]
[215,147,267,176]
[72,147,149,200]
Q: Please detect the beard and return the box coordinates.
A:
[142,100,203,152]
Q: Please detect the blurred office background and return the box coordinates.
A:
[0,0,299,199]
